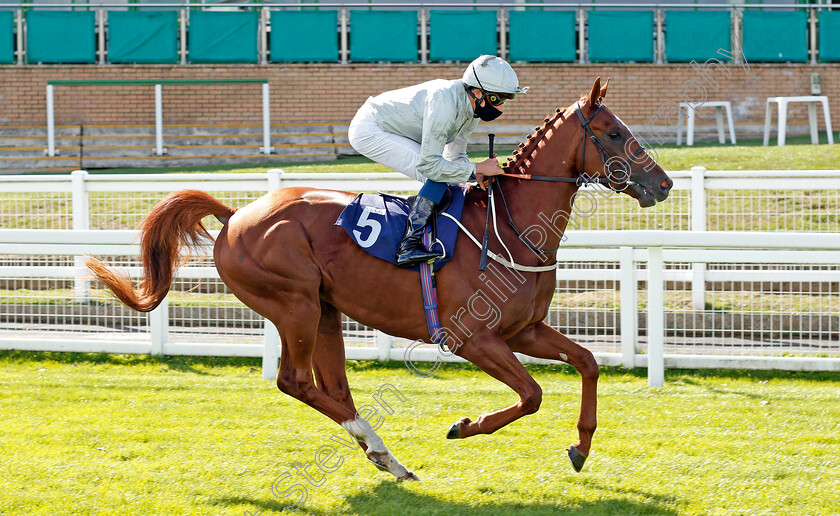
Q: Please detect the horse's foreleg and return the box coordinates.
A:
[507,322,599,472]
[312,301,418,481]
[447,330,543,439]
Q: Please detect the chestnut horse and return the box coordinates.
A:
[87,78,672,481]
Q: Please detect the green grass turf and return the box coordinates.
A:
[2,351,838,515]
[92,136,840,175]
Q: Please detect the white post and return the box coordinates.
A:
[340,9,348,64]
[45,85,56,157]
[16,9,23,65]
[809,8,817,66]
[619,246,638,369]
[155,84,165,156]
[731,8,740,67]
[149,296,169,356]
[97,9,106,65]
[262,83,272,154]
[419,8,428,64]
[498,8,507,61]
[267,168,284,191]
[262,320,280,380]
[260,7,269,65]
[578,8,586,64]
[375,331,393,362]
[655,8,663,64]
[72,170,91,303]
[180,9,187,65]
[691,166,707,311]
[647,247,665,388]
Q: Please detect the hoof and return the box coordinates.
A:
[446,417,470,439]
[567,445,587,473]
[398,471,420,482]
[446,423,460,439]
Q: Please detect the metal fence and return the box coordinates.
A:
[1,169,839,384]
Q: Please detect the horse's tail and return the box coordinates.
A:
[86,190,235,313]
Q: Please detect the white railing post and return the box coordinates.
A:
[71,170,91,303]
[619,246,638,368]
[340,8,348,64]
[155,84,165,156]
[419,8,428,64]
[691,166,707,310]
[46,85,56,157]
[262,168,284,378]
[267,168,284,191]
[149,296,169,356]
[375,331,393,362]
[261,83,273,154]
[647,247,665,387]
[263,320,280,380]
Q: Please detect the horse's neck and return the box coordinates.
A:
[494,111,583,252]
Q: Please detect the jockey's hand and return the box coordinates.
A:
[475,157,503,190]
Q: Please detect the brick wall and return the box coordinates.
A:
[1,63,837,131]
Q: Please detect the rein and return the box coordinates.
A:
[473,101,648,272]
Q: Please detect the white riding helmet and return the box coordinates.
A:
[462,55,529,95]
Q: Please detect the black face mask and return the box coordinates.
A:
[465,85,503,121]
[474,99,503,121]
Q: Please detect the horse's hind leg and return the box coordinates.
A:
[507,321,599,473]
[310,300,418,481]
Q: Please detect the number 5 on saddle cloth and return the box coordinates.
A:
[334,185,466,272]
[335,185,467,349]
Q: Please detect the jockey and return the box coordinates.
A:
[348,55,528,268]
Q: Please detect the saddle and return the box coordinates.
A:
[334,185,467,272]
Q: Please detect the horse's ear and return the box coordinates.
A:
[599,77,611,100]
[587,77,601,106]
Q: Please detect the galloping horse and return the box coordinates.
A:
[87,78,672,481]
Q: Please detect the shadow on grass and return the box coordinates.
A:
[220,480,679,515]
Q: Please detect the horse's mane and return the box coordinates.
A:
[502,107,567,175]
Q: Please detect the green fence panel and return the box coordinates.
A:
[0,11,13,64]
[350,10,416,62]
[743,11,807,63]
[188,11,258,64]
[26,11,96,64]
[270,11,337,63]
[819,11,840,62]
[508,11,575,62]
[665,11,730,62]
[588,10,654,63]
[429,11,496,62]
[108,11,178,64]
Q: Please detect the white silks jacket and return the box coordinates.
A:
[368,79,479,184]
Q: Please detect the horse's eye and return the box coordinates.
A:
[609,131,621,140]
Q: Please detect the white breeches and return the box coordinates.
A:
[348,99,426,183]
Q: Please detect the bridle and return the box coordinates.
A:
[478,101,649,266]
[497,101,646,187]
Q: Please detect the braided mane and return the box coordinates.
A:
[502,107,567,175]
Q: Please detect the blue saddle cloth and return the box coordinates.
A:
[335,185,467,272]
